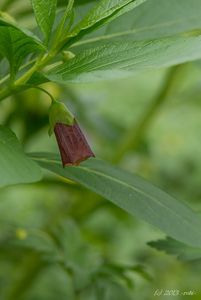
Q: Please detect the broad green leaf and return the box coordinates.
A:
[148,237,201,261]
[68,0,147,40]
[0,19,44,77]
[0,26,43,77]
[31,0,57,42]
[73,0,201,48]
[0,17,44,44]
[46,36,201,83]
[30,153,201,248]
[0,126,42,187]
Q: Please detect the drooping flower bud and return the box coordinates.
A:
[49,100,95,166]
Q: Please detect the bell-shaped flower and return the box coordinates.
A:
[49,100,94,166]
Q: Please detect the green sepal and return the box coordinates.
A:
[48,100,74,136]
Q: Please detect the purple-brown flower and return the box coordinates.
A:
[54,121,95,166]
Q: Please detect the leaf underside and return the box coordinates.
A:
[73,0,201,48]
[0,26,43,77]
[46,36,201,83]
[30,152,201,248]
[0,126,42,187]
[148,237,201,261]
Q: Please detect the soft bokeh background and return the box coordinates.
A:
[1,0,201,299]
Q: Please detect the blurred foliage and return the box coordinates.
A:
[1,0,201,299]
[1,61,201,298]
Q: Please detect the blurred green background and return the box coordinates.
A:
[1,0,201,299]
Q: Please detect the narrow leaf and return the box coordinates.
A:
[31,0,57,42]
[30,153,201,248]
[0,17,44,44]
[46,36,201,83]
[148,237,201,261]
[73,0,201,48]
[0,126,42,187]
[68,0,147,40]
[0,26,43,77]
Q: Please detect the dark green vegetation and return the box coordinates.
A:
[1,0,201,299]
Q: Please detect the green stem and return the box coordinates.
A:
[14,63,40,86]
[0,3,74,104]
[14,53,51,86]
[113,65,181,163]
[25,84,56,103]
[0,59,37,86]
[0,51,55,103]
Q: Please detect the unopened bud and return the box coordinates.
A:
[49,101,95,166]
[62,51,75,61]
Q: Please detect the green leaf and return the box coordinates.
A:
[0,126,42,187]
[0,19,44,78]
[73,0,201,48]
[12,229,58,259]
[148,237,201,261]
[54,0,75,45]
[0,26,43,78]
[100,263,152,285]
[68,0,147,40]
[30,153,201,248]
[31,0,57,42]
[46,36,201,83]
[0,17,44,44]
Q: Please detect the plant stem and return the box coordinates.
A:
[113,65,181,163]
[14,53,51,86]
[0,51,55,103]
[0,59,37,86]
[0,3,73,104]
[14,63,40,86]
